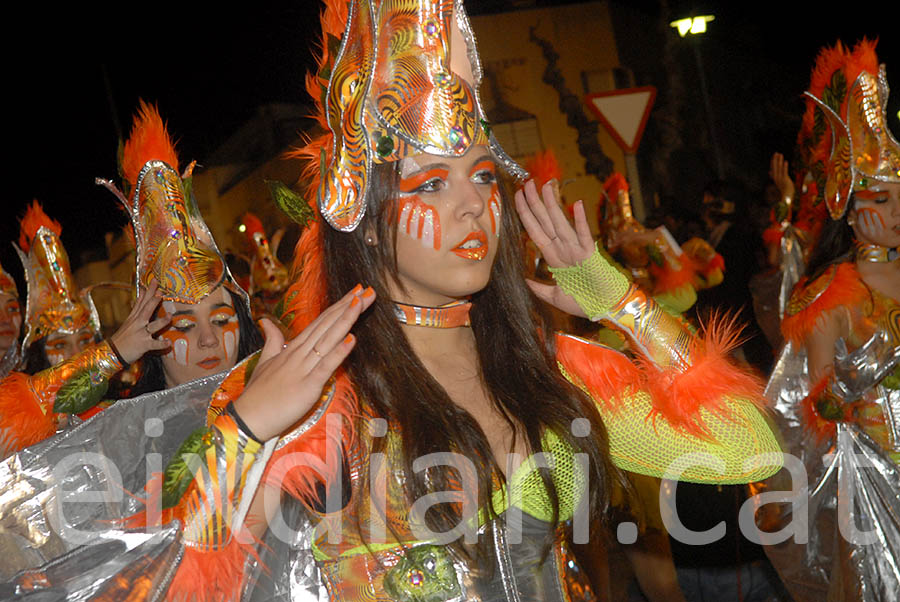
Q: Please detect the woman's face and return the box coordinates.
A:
[44,326,94,366]
[849,182,900,249]
[157,285,240,387]
[388,145,501,306]
[0,292,22,356]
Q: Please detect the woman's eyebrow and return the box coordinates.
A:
[171,310,196,317]
[210,303,234,311]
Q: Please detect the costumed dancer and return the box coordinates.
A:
[0,104,262,459]
[0,261,23,380]
[761,39,900,601]
[599,172,723,316]
[0,202,106,455]
[237,211,290,316]
[3,3,782,600]
[145,3,780,600]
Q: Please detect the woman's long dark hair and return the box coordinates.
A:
[23,339,50,374]
[129,286,263,396]
[804,198,856,282]
[323,161,622,565]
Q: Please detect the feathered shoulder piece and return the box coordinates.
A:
[121,100,180,192]
[18,200,62,253]
[781,261,869,345]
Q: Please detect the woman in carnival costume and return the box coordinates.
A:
[135,2,784,600]
[1,2,781,600]
[0,261,23,380]
[0,103,262,458]
[762,39,900,601]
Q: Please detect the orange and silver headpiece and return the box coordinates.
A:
[804,39,900,220]
[105,102,229,305]
[317,0,525,231]
[239,212,289,296]
[14,202,99,349]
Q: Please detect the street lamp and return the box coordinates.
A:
[670,14,724,179]
[669,16,715,37]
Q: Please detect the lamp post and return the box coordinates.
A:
[670,15,725,179]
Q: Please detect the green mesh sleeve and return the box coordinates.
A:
[548,244,631,320]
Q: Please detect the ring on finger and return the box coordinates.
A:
[312,347,323,358]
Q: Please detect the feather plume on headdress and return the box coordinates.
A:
[121,100,180,191]
[18,200,62,253]
[800,38,898,219]
[281,0,349,336]
[525,149,563,190]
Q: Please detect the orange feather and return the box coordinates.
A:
[121,100,180,190]
[638,312,767,440]
[18,200,62,253]
[524,149,563,189]
[0,372,57,457]
[555,334,643,411]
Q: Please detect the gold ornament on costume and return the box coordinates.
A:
[319,0,525,231]
[14,202,100,350]
[804,40,900,220]
[99,102,237,306]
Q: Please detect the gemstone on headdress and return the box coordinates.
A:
[408,569,425,587]
[376,134,394,157]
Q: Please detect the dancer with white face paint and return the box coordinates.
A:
[762,39,900,601]
[0,104,262,459]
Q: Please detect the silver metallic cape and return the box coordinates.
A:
[0,342,21,382]
[0,373,225,597]
[759,342,900,601]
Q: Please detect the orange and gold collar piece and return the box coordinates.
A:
[393,300,471,328]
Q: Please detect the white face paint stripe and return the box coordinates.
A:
[173,338,189,366]
[223,331,236,362]
[421,210,435,249]
[399,203,413,236]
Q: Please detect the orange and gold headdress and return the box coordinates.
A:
[239,212,289,296]
[14,202,100,349]
[803,39,900,220]
[298,0,525,232]
[99,101,239,305]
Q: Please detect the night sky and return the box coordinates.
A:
[4,1,898,283]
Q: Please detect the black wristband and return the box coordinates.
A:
[225,401,265,444]
[106,338,129,368]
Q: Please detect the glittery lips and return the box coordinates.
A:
[451,231,488,261]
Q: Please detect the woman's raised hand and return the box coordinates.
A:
[233,284,375,441]
[108,279,172,364]
[769,152,795,206]
[514,179,592,317]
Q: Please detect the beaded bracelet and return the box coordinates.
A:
[225,401,265,444]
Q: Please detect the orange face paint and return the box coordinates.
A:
[398,168,446,251]
[469,160,500,236]
[857,207,887,229]
[161,314,196,367]
[212,306,239,361]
